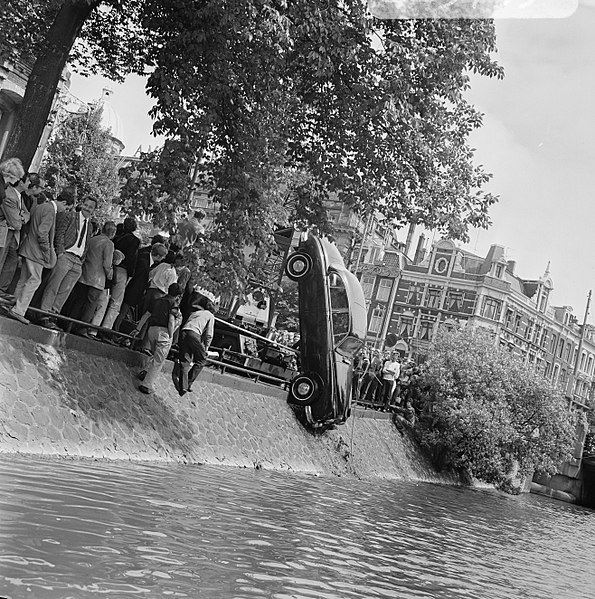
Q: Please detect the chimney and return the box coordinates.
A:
[506,260,516,274]
[414,233,426,264]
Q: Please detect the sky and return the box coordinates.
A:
[68,1,595,321]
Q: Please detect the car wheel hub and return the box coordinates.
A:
[297,381,312,396]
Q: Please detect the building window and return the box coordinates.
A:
[481,297,502,321]
[540,328,548,348]
[549,334,557,353]
[495,264,504,278]
[369,304,385,334]
[419,320,434,341]
[446,291,464,312]
[558,338,564,359]
[514,314,523,335]
[425,288,442,309]
[539,290,549,312]
[567,344,575,364]
[376,278,392,302]
[407,285,422,305]
[525,319,534,340]
[533,323,541,345]
[504,308,514,330]
[399,317,414,339]
[361,275,375,299]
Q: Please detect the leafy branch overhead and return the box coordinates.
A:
[3,0,503,291]
[142,1,503,243]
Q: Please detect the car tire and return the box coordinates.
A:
[289,373,320,405]
[285,252,312,280]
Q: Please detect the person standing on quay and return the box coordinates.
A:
[38,196,96,329]
[5,193,66,324]
[0,158,28,301]
[174,295,215,396]
[100,216,140,332]
[66,220,117,336]
[134,282,183,395]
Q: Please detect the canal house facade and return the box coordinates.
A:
[354,236,595,413]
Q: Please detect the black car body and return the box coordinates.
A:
[285,233,367,427]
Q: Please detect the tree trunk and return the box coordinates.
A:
[2,0,101,170]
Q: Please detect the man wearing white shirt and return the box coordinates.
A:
[39,197,96,329]
[381,352,401,411]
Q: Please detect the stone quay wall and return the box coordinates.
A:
[0,318,454,483]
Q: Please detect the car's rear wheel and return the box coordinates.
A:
[289,373,320,405]
[285,252,312,280]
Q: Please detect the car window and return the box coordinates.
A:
[332,312,350,342]
[336,335,364,357]
[329,272,349,310]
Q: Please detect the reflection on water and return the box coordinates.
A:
[0,455,593,598]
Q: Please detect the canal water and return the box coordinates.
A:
[1,455,593,599]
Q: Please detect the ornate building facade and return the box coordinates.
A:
[356,235,595,411]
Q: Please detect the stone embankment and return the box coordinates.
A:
[0,318,452,483]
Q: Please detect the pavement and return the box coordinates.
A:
[0,315,451,483]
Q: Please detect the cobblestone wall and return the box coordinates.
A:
[0,319,453,483]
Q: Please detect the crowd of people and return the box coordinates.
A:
[0,157,215,397]
[352,347,422,426]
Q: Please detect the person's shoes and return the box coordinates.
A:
[39,318,61,331]
[6,309,29,325]
[138,384,152,394]
[137,370,147,381]
[179,388,187,397]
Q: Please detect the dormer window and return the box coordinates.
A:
[495,264,504,278]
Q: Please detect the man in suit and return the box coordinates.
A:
[66,220,116,335]
[6,193,67,324]
[38,196,96,330]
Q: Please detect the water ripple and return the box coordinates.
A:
[0,456,593,598]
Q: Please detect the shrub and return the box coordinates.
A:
[415,327,577,490]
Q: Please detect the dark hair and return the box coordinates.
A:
[57,185,77,206]
[83,196,98,208]
[123,216,137,233]
[151,234,166,245]
[25,173,44,187]
[168,282,183,297]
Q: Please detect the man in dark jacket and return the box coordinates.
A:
[100,216,140,330]
[113,241,167,332]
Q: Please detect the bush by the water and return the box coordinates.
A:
[415,327,579,490]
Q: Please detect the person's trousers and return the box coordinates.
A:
[381,379,395,408]
[40,252,82,314]
[100,266,127,329]
[13,258,43,317]
[0,231,19,292]
[143,326,172,391]
[178,329,208,392]
[73,284,103,324]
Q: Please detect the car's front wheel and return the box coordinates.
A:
[289,373,320,405]
[285,252,312,280]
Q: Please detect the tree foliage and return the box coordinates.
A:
[3,0,503,294]
[41,107,121,215]
[138,0,503,291]
[416,327,578,491]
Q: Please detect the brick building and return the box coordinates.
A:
[355,235,595,411]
